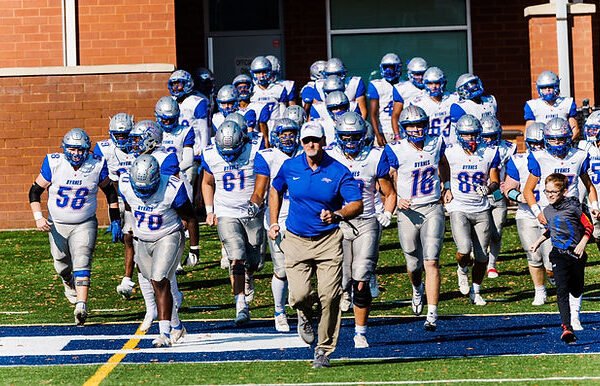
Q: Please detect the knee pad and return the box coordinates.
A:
[352,280,372,308]
[231,261,245,276]
[74,270,91,287]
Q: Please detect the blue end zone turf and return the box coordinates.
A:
[1,312,599,366]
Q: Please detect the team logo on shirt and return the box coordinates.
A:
[321,177,333,183]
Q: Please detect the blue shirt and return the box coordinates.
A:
[272,152,362,237]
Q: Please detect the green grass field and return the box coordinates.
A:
[2,218,600,385]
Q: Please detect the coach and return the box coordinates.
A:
[268,121,363,368]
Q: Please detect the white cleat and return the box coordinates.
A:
[274,312,290,332]
[532,291,547,306]
[234,308,251,326]
[424,316,437,332]
[411,283,424,316]
[74,302,88,326]
[152,334,172,348]
[63,280,77,305]
[116,277,135,300]
[353,333,369,348]
[457,267,470,295]
[369,274,380,298]
[170,324,187,344]
[340,291,353,312]
[469,291,487,306]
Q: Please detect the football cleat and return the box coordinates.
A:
[353,333,369,349]
[369,274,380,298]
[411,283,424,316]
[296,309,315,345]
[457,267,470,295]
[116,276,135,300]
[469,291,487,306]
[532,290,547,306]
[274,312,290,332]
[74,302,88,326]
[63,279,77,305]
[561,324,577,344]
[424,317,437,332]
[170,324,187,344]
[486,268,499,279]
[245,272,255,304]
[175,262,185,275]
[340,291,353,312]
[152,334,172,348]
[234,307,251,326]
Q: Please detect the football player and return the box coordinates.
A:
[282,104,307,128]
[201,120,263,325]
[479,117,516,278]
[233,74,271,136]
[368,53,402,145]
[311,90,359,145]
[524,70,579,139]
[92,113,137,300]
[119,155,198,347]
[301,60,327,114]
[503,123,552,305]
[314,58,367,119]
[444,115,500,306]
[384,106,449,330]
[29,128,122,325]
[524,117,599,330]
[390,57,428,139]
[327,112,396,348]
[249,118,303,332]
[409,67,457,144]
[266,55,297,105]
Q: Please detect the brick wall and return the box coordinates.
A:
[0,1,63,67]
[0,71,172,229]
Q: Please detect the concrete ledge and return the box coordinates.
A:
[524,3,596,18]
[0,63,176,77]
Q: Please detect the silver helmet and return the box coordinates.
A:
[154,96,180,133]
[129,154,161,199]
[455,114,482,152]
[335,111,367,156]
[543,117,572,158]
[130,120,163,156]
[380,53,402,82]
[233,73,253,102]
[455,73,484,100]
[250,56,273,87]
[407,57,428,89]
[326,91,350,120]
[266,55,281,80]
[282,105,307,127]
[62,128,91,167]
[525,122,545,151]
[322,75,345,95]
[215,120,247,162]
[323,58,347,79]
[109,112,134,151]
[223,111,248,132]
[168,69,194,98]
[399,105,429,143]
[480,116,502,147]
[310,60,327,81]
[423,67,446,97]
[216,85,240,116]
[584,110,600,142]
[536,70,560,102]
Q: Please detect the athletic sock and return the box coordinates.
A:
[158,320,171,336]
[271,275,288,314]
[138,273,157,316]
[355,324,367,335]
[235,294,247,313]
[472,283,481,294]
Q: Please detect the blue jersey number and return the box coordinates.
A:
[134,211,163,231]
[223,170,245,192]
[56,186,89,209]
[383,101,394,117]
[411,167,436,197]
[457,171,486,193]
[430,117,451,137]
[591,162,600,185]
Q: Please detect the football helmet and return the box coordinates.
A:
[191,67,215,97]
[536,70,560,103]
[456,73,484,100]
[543,117,572,158]
[154,96,180,133]
[233,74,253,102]
[525,122,545,151]
[250,56,273,87]
[480,116,502,147]
[584,110,600,142]
[109,112,134,151]
[423,67,447,98]
[380,53,402,82]
[310,60,327,81]
[62,128,91,167]
[322,75,345,95]
[335,111,367,156]
[407,57,428,89]
[168,70,194,99]
[271,118,300,155]
[326,91,350,120]
[455,114,482,152]
[399,105,428,143]
[283,105,307,127]
[130,154,161,199]
[223,112,248,132]
[215,120,247,162]
[130,120,163,156]
[216,85,240,117]
[266,55,281,81]
[323,58,347,80]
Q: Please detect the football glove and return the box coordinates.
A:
[475,184,491,197]
[247,201,262,218]
[377,211,393,227]
[109,220,123,243]
[187,246,200,266]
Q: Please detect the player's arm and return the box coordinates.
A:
[391,101,403,139]
[175,200,199,248]
[370,99,385,146]
[259,122,270,148]
[580,172,600,218]
[201,169,217,226]
[99,176,123,242]
[523,173,545,224]
[377,174,397,227]
[356,95,368,120]
[181,146,194,171]
[250,174,269,207]
[268,185,284,240]
[569,117,580,141]
[29,174,51,232]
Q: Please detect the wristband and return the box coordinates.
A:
[394,133,402,141]
[190,245,199,250]
[531,204,542,217]
[507,189,522,202]
[269,223,280,229]
[205,205,214,213]
[109,207,120,223]
[591,201,599,211]
[443,181,451,190]
[33,211,43,221]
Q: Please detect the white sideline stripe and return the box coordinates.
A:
[213,377,600,386]
[0,311,30,315]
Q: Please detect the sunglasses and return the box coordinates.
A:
[302,136,323,144]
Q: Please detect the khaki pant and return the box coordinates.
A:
[281,228,343,356]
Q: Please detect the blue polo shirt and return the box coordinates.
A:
[272,152,362,237]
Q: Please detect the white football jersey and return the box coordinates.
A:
[162,125,195,164]
[578,140,600,200]
[368,79,395,135]
[40,152,108,224]
[326,145,390,218]
[409,93,457,141]
[311,116,337,146]
[524,97,577,123]
[178,93,210,156]
[450,95,497,121]
[505,152,539,220]
[385,135,445,206]
[250,83,287,128]
[489,140,517,181]
[527,147,589,208]
[314,76,365,103]
[278,79,296,101]
[393,80,424,105]
[93,139,134,182]
[201,139,262,218]
[444,143,500,213]
[119,174,188,242]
